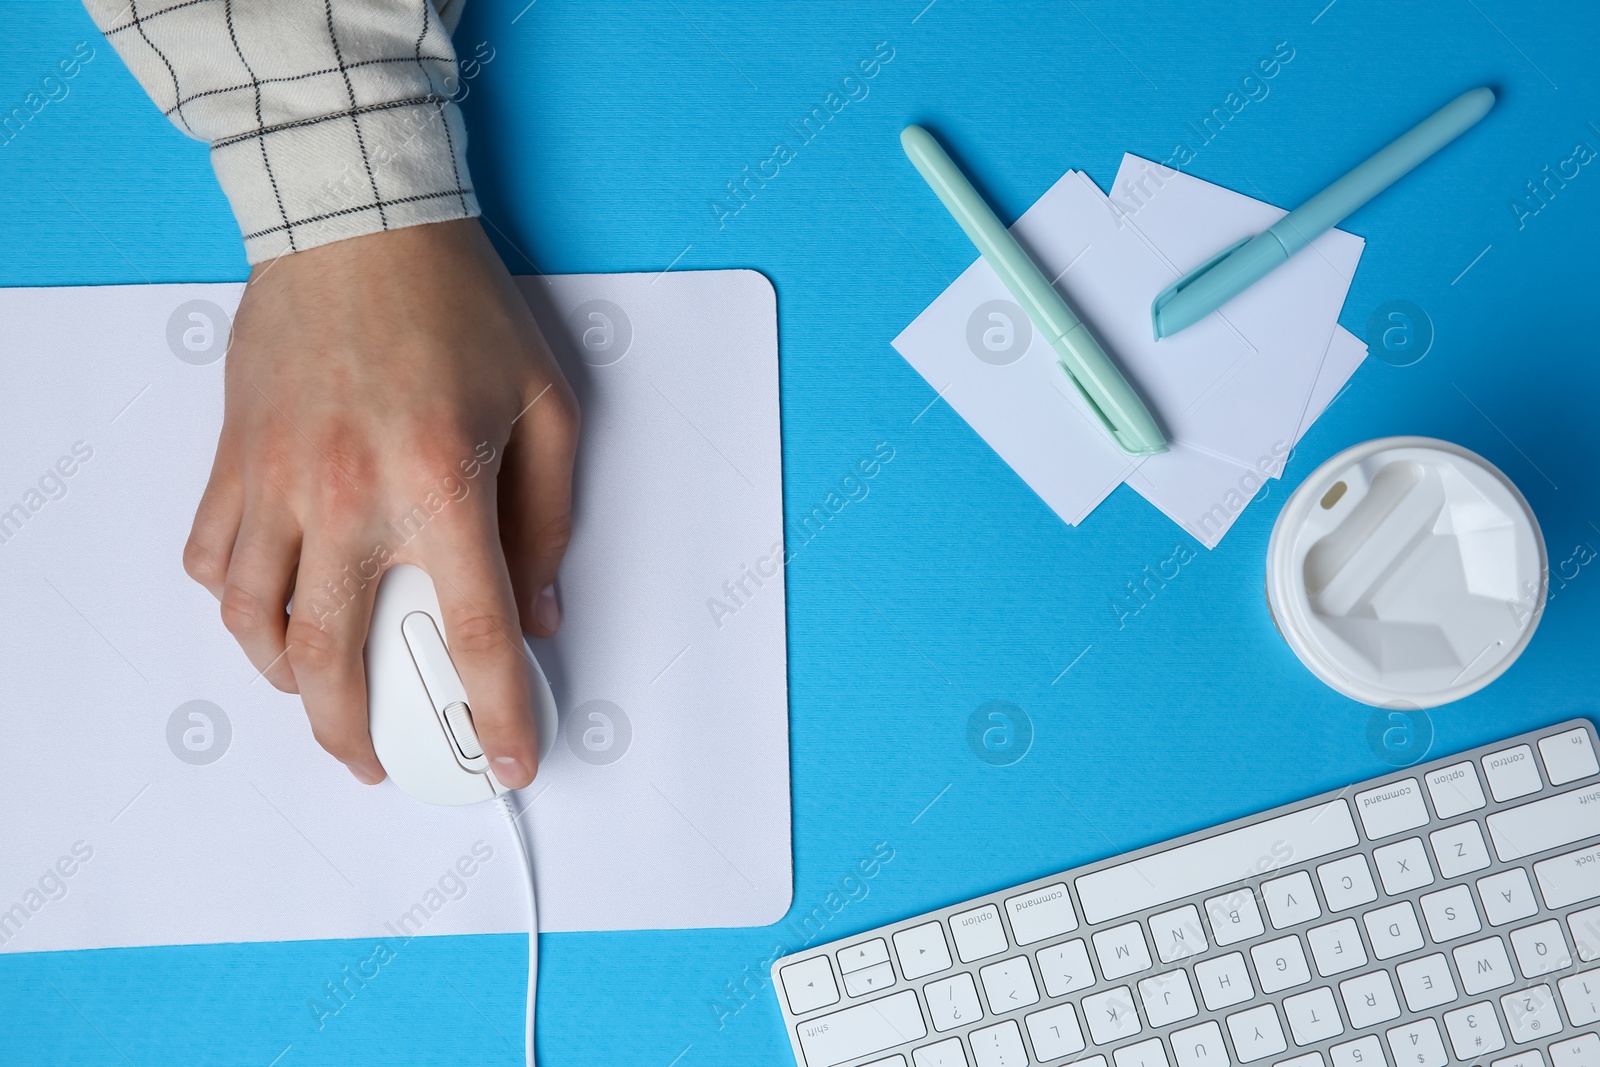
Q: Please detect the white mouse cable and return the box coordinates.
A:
[491,781,538,1066]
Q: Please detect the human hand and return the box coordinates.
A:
[182,219,579,789]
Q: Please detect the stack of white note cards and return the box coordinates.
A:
[893,154,1368,547]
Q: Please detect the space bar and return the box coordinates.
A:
[1075,800,1359,925]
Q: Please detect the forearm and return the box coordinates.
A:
[82,0,478,262]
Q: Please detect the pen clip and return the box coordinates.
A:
[1150,236,1250,339]
[1055,359,1123,445]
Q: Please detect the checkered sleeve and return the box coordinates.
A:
[83,0,479,263]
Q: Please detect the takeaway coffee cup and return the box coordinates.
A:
[1265,437,1546,708]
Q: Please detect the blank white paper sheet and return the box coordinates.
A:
[893,155,1367,547]
[0,269,792,953]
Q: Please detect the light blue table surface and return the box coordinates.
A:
[4,1,1599,1063]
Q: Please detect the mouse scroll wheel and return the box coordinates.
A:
[442,701,484,760]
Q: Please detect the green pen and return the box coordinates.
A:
[900,125,1167,457]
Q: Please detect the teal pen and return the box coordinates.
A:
[900,125,1166,457]
[1152,87,1496,339]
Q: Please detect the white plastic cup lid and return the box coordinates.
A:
[1266,437,1546,708]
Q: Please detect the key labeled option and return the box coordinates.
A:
[951,904,1009,963]
[1425,761,1486,819]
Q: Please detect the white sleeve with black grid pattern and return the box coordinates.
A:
[82,0,479,263]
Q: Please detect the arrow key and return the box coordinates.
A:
[780,954,839,1014]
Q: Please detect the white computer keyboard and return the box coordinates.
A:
[771,720,1600,1067]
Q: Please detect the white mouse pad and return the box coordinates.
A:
[0,269,791,951]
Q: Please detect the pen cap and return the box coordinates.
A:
[1264,437,1544,708]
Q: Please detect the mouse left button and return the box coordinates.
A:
[400,611,471,712]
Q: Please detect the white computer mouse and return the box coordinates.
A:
[366,564,559,805]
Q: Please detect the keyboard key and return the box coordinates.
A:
[1454,936,1516,994]
[1385,1018,1448,1067]
[1539,727,1598,785]
[1558,968,1600,1024]
[895,921,953,980]
[1340,971,1402,1028]
[1317,855,1378,912]
[1396,953,1457,1011]
[845,962,897,997]
[1278,1054,1326,1067]
[1093,920,1153,979]
[951,905,1009,963]
[839,938,891,973]
[1536,843,1600,910]
[1024,1002,1084,1060]
[1307,919,1368,976]
[1550,1034,1600,1067]
[1443,1001,1506,1059]
[1196,952,1255,1009]
[1074,801,1358,925]
[1082,986,1141,1045]
[1512,920,1573,978]
[1501,984,1563,1043]
[1173,1021,1229,1067]
[1571,905,1600,961]
[978,956,1039,1014]
[1479,869,1539,926]
[913,1038,968,1067]
[1263,871,1322,930]
[1150,904,1209,962]
[1420,884,1482,941]
[1227,1004,1289,1062]
[1252,935,1312,993]
[1364,902,1424,960]
[1430,822,1491,878]
[1425,761,1487,819]
[1138,969,1199,1026]
[1488,787,1600,862]
[1282,987,1344,1045]
[1483,745,1543,801]
[1374,838,1434,895]
[780,955,839,1014]
[926,972,983,1032]
[1491,1054,1546,1067]
[1036,938,1094,997]
[863,1057,909,1067]
[1330,1036,1385,1067]
[1206,889,1265,946]
[970,1020,1028,1067]
[796,990,927,1067]
[1356,778,1430,839]
[1003,883,1077,946]
[1115,1038,1172,1067]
